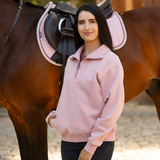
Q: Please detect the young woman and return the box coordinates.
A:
[46,3,124,160]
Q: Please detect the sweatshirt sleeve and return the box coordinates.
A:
[45,111,56,128]
[84,65,125,154]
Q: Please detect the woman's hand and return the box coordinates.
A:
[78,149,93,160]
[48,114,56,126]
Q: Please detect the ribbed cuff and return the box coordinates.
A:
[84,141,97,155]
[45,111,56,127]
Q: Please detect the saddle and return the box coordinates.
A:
[43,0,113,90]
[98,0,113,19]
[44,0,113,65]
[44,2,77,65]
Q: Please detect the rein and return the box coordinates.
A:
[0,0,23,53]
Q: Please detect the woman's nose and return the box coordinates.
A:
[85,22,90,30]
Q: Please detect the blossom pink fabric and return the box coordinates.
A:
[46,44,124,154]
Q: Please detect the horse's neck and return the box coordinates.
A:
[0,0,43,58]
[23,3,44,22]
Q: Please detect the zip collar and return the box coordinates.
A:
[69,44,111,61]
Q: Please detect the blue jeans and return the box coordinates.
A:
[61,141,114,160]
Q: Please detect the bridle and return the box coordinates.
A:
[0,0,23,53]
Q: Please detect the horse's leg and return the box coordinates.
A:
[8,110,32,160]
[146,79,160,120]
[22,104,48,160]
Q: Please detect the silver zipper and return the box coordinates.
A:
[75,61,81,78]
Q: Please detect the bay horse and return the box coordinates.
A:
[0,0,160,160]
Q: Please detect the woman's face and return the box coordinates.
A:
[78,10,99,43]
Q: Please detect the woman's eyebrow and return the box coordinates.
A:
[78,18,96,22]
[78,20,84,22]
[88,18,96,21]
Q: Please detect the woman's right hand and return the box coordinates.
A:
[48,114,56,127]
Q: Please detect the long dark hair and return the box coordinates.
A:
[74,3,113,51]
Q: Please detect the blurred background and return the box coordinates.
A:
[24,0,160,12]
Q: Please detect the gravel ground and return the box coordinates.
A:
[0,102,160,160]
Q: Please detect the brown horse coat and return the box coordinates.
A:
[0,0,160,160]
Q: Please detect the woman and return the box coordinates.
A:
[46,3,124,160]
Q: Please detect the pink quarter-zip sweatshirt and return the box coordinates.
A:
[46,44,124,154]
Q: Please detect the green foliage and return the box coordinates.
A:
[31,0,38,5]
[76,0,93,8]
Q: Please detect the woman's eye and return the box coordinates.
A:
[78,21,84,25]
[90,20,96,23]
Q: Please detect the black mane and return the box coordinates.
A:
[13,0,45,10]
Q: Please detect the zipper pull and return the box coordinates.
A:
[75,61,81,78]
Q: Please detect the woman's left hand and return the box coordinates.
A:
[78,149,93,160]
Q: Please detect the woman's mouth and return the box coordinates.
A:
[84,32,92,36]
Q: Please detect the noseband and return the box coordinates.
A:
[0,0,23,53]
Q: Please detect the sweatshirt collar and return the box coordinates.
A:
[69,44,111,61]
